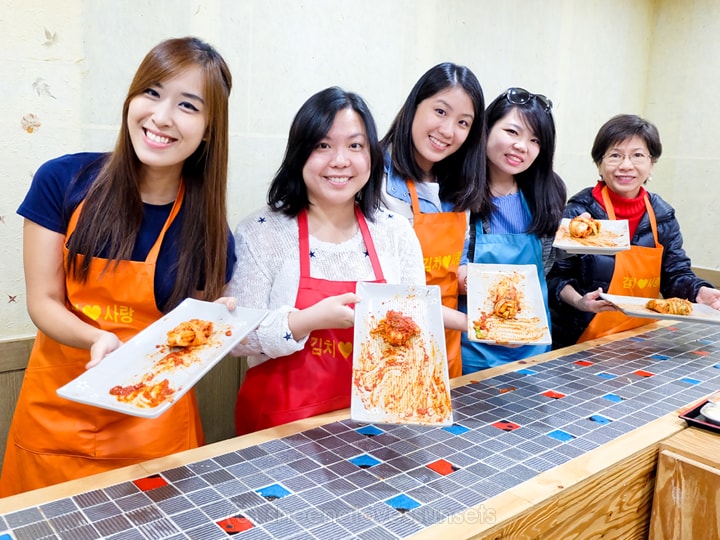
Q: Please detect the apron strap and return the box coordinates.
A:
[146,182,185,264]
[297,209,312,278]
[601,186,659,247]
[355,206,384,281]
[297,206,385,282]
[601,186,617,220]
[407,180,422,220]
[67,181,185,265]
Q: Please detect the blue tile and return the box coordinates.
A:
[385,494,421,512]
[349,454,382,469]
[547,430,575,442]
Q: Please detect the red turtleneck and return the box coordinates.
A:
[592,182,647,238]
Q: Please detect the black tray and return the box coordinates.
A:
[679,400,720,435]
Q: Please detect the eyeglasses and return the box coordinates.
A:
[504,87,553,113]
[603,152,652,166]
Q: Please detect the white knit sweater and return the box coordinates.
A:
[225,206,425,367]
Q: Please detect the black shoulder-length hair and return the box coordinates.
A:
[591,113,662,166]
[480,92,566,237]
[268,86,384,219]
[381,62,487,212]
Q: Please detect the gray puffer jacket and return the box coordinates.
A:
[547,186,713,347]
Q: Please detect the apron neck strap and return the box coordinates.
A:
[406,180,422,219]
[601,185,659,245]
[146,182,185,263]
[297,207,385,281]
[68,181,185,264]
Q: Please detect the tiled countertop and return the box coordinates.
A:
[1,320,719,539]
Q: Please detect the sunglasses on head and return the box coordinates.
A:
[504,87,553,113]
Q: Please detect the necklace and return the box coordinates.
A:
[490,182,517,197]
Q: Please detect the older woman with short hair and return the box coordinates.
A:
[548,114,720,348]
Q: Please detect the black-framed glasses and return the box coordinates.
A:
[504,87,553,113]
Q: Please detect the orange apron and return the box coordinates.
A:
[234,207,385,435]
[579,187,663,342]
[407,181,466,378]
[0,184,203,497]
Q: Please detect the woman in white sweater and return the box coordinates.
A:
[224,87,426,435]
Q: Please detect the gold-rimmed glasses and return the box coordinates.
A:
[603,152,651,166]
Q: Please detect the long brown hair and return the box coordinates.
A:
[66,37,232,310]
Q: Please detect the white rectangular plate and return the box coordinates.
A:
[351,282,453,426]
[466,263,551,345]
[553,218,630,254]
[599,293,720,325]
[57,298,268,418]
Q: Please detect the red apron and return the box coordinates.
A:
[407,181,466,378]
[579,187,663,342]
[235,207,385,435]
[0,184,203,497]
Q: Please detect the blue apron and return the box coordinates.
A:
[459,195,551,373]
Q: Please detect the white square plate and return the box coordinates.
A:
[553,218,630,254]
[57,298,268,418]
[599,293,720,325]
[466,263,551,345]
[351,282,453,426]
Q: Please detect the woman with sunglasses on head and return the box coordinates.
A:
[1,37,236,496]
[547,114,720,347]
[222,87,426,435]
[457,88,566,373]
[380,62,487,378]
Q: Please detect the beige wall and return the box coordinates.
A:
[1,0,718,340]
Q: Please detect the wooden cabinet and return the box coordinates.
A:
[649,427,720,540]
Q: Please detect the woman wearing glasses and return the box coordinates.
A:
[547,114,720,347]
[380,63,486,378]
[457,88,566,373]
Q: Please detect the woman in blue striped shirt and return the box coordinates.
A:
[458,88,566,373]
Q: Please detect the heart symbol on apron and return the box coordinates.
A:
[338,341,353,359]
[82,304,102,320]
[442,255,452,269]
[637,279,648,289]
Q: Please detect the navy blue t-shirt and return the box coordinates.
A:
[18,152,236,312]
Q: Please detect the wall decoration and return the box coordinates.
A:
[33,78,56,99]
[42,27,57,46]
[21,113,41,133]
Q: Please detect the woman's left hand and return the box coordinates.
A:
[214,296,237,311]
[696,286,720,310]
[85,331,123,369]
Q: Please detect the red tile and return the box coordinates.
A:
[542,390,565,399]
[132,474,167,492]
[492,420,521,431]
[633,370,654,377]
[574,360,593,366]
[427,459,458,476]
[218,515,253,534]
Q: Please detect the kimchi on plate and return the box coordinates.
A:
[351,282,453,426]
[56,299,268,418]
[466,263,551,345]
